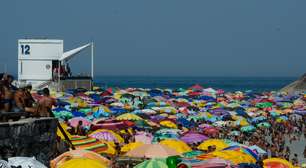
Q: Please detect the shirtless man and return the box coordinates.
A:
[13,84,37,114]
[14,87,26,112]
[1,75,15,112]
[37,88,56,117]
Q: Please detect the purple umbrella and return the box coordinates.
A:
[294,110,306,115]
[180,132,208,144]
[89,131,120,142]
[210,109,230,116]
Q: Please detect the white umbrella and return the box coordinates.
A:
[8,157,47,168]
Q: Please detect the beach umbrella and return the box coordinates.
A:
[182,150,203,158]
[134,120,151,129]
[222,145,259,160]
[116,113,143,121]
[159,106,177,114]
[125,144,181,158]
[8,157,46,168]
[53,111,73,119]
[276,116,288,123]
[226,102,241,109]
[256,102,273,108]
[180,132,208,144]
[159,139,192,153]
[135,132,153,144]
[249,145,267,155]
[121,142,144,153]
[189,84,204,91]
[203,127,219,135]
[89,129,124,143]
[58,158,107,168]
[160,120,177,129]
[270,111,281,117]
[70,136,108,154]
[57,123,73,140]
[263,158,294,168]
[197,139,229,151]
[50,150,110,168]
[229,131,241,136]
[240,125,256,132]
[154,128,181,141]
[68,117,92,128]
[155,128,182,135]
[134,158,168,168]
[251,116,267,123]
[294,110,306,115]
[257,122,271,128]
[178,158,230,168]
[197,150,256,164]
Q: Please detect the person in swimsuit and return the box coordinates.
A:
[14,86,26,112]
[36,88,56,117]
[1,75,14,112]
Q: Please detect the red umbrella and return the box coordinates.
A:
[189,84,204,91]
[203,127,219,135]
[188,92,202,97]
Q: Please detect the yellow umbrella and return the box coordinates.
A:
[50,150,110,168]
[57,123,72,140]
[211,150,256,164]
[197,139,229,151]
[159,139,192,153]
[263,158,295,168]
[58,158,107,168]
[121,142,144,153]
[159,120,177,129]
[116,113,143,121]
[100,141,117,155]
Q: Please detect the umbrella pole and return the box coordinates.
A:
[48,110,76,150]
[57,122,76,150]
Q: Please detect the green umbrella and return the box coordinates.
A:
[240,125,256,132]
[53,111,73,119]
[256,102,273,108]
[134,158,168,168]
[79,108,92,114]
[183,150,203,158]
[256,122,271,128]
[134,120,151,129]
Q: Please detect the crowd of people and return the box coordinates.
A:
[54,89,306,167]
[0,73,55,119]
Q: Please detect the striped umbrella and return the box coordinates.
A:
[70,136,107,154]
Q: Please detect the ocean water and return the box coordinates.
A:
[94,76,296,92]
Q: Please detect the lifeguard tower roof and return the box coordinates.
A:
[18,39,94,90]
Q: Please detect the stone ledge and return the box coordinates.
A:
[0,117,58,165]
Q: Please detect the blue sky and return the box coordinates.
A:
[0,0,305,77]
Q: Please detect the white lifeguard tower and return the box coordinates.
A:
[18,39,94,91]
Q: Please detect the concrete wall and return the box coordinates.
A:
[0,117,58,165]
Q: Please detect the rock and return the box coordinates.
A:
[281,73,306,94]
[0,117,58,166]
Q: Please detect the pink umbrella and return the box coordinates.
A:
[199,124,213,129]
[135,131,153,144]
[89,131,119,142]
[69,117,92,128]
[180,132,208,144]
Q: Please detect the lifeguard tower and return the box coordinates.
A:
[18,39,94,91]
